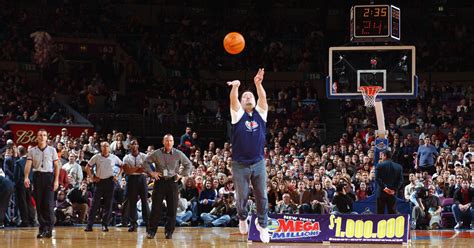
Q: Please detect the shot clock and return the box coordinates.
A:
[350,5,401,42]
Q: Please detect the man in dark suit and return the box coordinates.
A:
[14,146,36,227]
[0,170,15,229]
[375,150,404,214]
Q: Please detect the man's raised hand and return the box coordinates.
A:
[227,80,240,87]
[254,68,264,85]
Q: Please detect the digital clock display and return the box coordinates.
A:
[391,6,400,40]
[354,5,390,37]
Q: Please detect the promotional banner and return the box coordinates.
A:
[248,214,410,244]
[7,121,94,147]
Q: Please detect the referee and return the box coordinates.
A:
[84,142,123,232]
[122,139,150,232]
[146,134,193,239]
[24,129,60,238]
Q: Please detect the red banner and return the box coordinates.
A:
[7,121,94,147]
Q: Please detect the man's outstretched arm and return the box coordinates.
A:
[228,80,241,112]
[254,68,268,111]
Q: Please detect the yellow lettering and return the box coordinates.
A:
[16,130,35,144]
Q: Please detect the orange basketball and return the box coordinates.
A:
[223,32,245,55]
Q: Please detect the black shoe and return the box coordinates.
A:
[180,222,190,227]
[36,232,46,238]
[18,223,29,227]
[84,226,93,232]
[165,231,173,239]
[44,231,53,238]
[128,225,137,232]
[146,232,155,239]
[0,225,4,229]
[116,223,128,228]
[102,225,109,232]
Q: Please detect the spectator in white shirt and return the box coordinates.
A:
[62,152,83,186]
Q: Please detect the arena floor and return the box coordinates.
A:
[2,227,474,247]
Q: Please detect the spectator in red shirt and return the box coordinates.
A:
[357,182,369,201]
[58,168,69,190]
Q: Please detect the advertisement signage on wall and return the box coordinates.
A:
[7,121,94,147]
[248,213,410,244]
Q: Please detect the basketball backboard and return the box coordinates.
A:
[326,46,417,100]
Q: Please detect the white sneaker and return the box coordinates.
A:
[454,223,462,229]
[255,218,270,243]
[239,219,248,235]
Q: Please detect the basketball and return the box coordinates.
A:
[223,32,245,55]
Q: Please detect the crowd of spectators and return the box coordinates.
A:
[0,71,74,127]
[1,81,472,228]
[0,0,473,232]
[1,1,473,74]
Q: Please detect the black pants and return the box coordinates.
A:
[0,187,14,225]
[127,174,149,226]
[87,177,115,226]
[120,199,129,225]
[148,178,178,234]
[420,165,436,175]
[16,184,36,225]
[376,192,397,214]
[33,172,55,232]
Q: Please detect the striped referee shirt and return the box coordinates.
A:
[123,152,151,175]
[27,146,59,173]
[88,153,123,179]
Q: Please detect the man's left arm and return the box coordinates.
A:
[395,164,404,190]
[115,157,123,181]
[77,164,83,182]
[178,151,193,177]
[435,197,442,215]
[254,68,268,112]
[53,160,60,191]
[375,164,386,189]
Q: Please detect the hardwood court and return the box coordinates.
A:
[2,227,474,247]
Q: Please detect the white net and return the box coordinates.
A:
[360,86,382,108]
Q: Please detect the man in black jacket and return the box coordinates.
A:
[331,183,357,214]
[67,181,90,224]
[0,171,15,229]
[375,150,403,214]
[14,146,36,227]
[452,178,474,229]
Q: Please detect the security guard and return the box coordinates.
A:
[122,139,150,232]
[24,129,60,238]
[84,142,123,232]
[146,134,193,239]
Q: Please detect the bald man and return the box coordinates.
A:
[227,68,270,243]
[146,134,193,239]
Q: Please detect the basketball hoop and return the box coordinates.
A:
[359,86,382,107]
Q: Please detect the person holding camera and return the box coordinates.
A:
[331,182,357,214]
[200,192,237,227]
[54,190,74,226]
[67,181,90,224]
[275,193,298,214]
[411,184,442,229]
[375,150,403,214]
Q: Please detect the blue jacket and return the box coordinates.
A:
[3,156,15,181]
[417,145,439,167]
[14,157,32,186]
[198,189,217,206]
[0,175,14,195]
[375,160,403,197]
